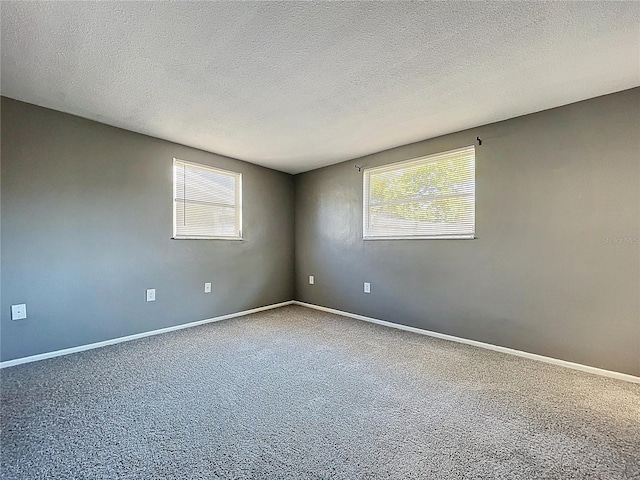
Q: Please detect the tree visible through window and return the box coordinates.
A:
[363,146,475,239]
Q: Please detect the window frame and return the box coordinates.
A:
[172,158,243,240]
[362,146,475,241]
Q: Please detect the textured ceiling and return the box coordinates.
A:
[1,2,639,174]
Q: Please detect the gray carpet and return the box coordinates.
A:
[1,305,639,479]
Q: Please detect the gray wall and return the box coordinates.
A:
[3,90,639,376]
[1,97,295,362]
[295,88,640,376]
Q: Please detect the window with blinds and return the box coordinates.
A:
[173,159,242,239]
[363,146,475,240]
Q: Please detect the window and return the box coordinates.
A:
[173,159,242,239]
[363,146,475,240]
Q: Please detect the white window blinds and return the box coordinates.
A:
[173,159,242,239]
[363,146,475,239]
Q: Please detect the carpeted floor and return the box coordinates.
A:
[1,305,639,479]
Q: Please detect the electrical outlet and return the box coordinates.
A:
[309,275,315,285]
[146,289,156,302]
[364,282,371,294]
[204,282,212,293]
[11,304,27,320]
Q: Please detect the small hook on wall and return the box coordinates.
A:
[476,136,482,146]
[355,164,362,172]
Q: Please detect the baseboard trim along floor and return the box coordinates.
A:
[3,299,638,384]
[0,301,295,369]
[293,301,640,384]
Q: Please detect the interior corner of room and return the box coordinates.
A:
[3,1,639,382]
[2,2,640,477]
[4,88,638,378]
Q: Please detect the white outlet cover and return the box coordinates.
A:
[146,289,156,302]
[364,282,371,294]
[11,304,27,320]
[204,282,212,293]
[309,276,315,285]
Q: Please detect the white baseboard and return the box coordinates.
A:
[293,301,640,384]
[5,299,638,384]
[0,301,295,369]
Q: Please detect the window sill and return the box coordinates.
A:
[171,236,244,241]
[363,235,475,240]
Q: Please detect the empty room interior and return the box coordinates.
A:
[1,2,639,479]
